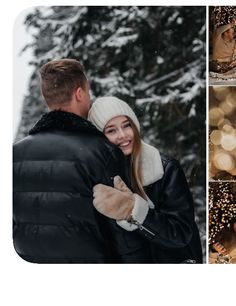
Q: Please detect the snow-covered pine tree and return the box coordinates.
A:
[17,6,205,178]
[15,6,206,258]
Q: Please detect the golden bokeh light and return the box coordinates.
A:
[210,130,222,145]
[222,124,234,133]
[209,107,224,126]
[213,151,235,171]
[217,118,232,130]
[219,98,234,115]
[212,86,230,101]
[209,87,236,179]
[228,168,236,176]
[221,133,236,151]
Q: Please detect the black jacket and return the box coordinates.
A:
[133,154,203,263]
[13,111,202,263]
[13,110,147,263]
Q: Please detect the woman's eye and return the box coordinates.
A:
[123,123,131,128]
[106,129,116,134]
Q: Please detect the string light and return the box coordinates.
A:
[211,6,236,28]
[209,182,236,244]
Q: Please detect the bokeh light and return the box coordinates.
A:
[213,151,235,171]
[209,107,224,126]
[210,130,221,145]
[209,87,236,179]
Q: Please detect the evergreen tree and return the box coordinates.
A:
[15,6,206,257]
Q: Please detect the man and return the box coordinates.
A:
[211,19,236,73]
[13,59,147,263]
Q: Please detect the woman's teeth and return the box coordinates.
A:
[119,141,130,147]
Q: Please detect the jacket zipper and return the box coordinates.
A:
[131,219,156,237]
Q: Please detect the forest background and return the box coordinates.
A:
[14,6,206,259]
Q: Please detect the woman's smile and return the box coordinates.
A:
[104,116,134,155]
[118,140,133,154]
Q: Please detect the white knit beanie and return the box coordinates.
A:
[88,96,140,132]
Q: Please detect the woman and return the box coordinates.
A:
[88,96,203,263]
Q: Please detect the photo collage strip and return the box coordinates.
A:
[209,6,236,263]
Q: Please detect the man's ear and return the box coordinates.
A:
[75,86,82,103]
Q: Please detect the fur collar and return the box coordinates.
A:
[141,141,164,186]
[29,110,103,136]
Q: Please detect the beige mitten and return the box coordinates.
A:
[93,184,134,220]
[113,176,133,194]
[113,176,152,231]
[114,175,154,209]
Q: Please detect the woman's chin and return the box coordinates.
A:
[121,148,132,156]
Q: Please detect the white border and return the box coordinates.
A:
[2,2,236,306]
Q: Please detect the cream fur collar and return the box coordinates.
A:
[140,141,164,186]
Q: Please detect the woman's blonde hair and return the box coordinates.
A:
[128,119,147,200]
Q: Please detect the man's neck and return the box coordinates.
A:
[49,105,85,119]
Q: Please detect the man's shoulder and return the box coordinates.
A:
[160,153,179,167]
[13,135,34,147]
[98,137,124,161]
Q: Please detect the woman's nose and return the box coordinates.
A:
[117,128,126,139]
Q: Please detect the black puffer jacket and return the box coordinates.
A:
[13,111,202,263]
[133,155,203,263]
[13,111,148,263]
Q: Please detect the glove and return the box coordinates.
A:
[93,184,134,220]
[113,176,153,231]
[113,175,133,194]
[114,176,154,209]
[93,176,151,226]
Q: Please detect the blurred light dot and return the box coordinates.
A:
[219,98,234,115]
[213,152,235,171]
[229,146,236,158]
[210,130,222,145]
[227,92,236,108]
[221,133,236,151]
[213,86,230,101]
[222,124,234,133]
[218,118,231,129]
[209,107,224,126]
[228,168,236,176]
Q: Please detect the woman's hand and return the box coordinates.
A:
[113,175,133,194]
[93,184,134,220]
[92,176,150,229]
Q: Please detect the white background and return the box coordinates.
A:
[2,1,236,306]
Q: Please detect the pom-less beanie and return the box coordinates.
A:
[88,96,140,132]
